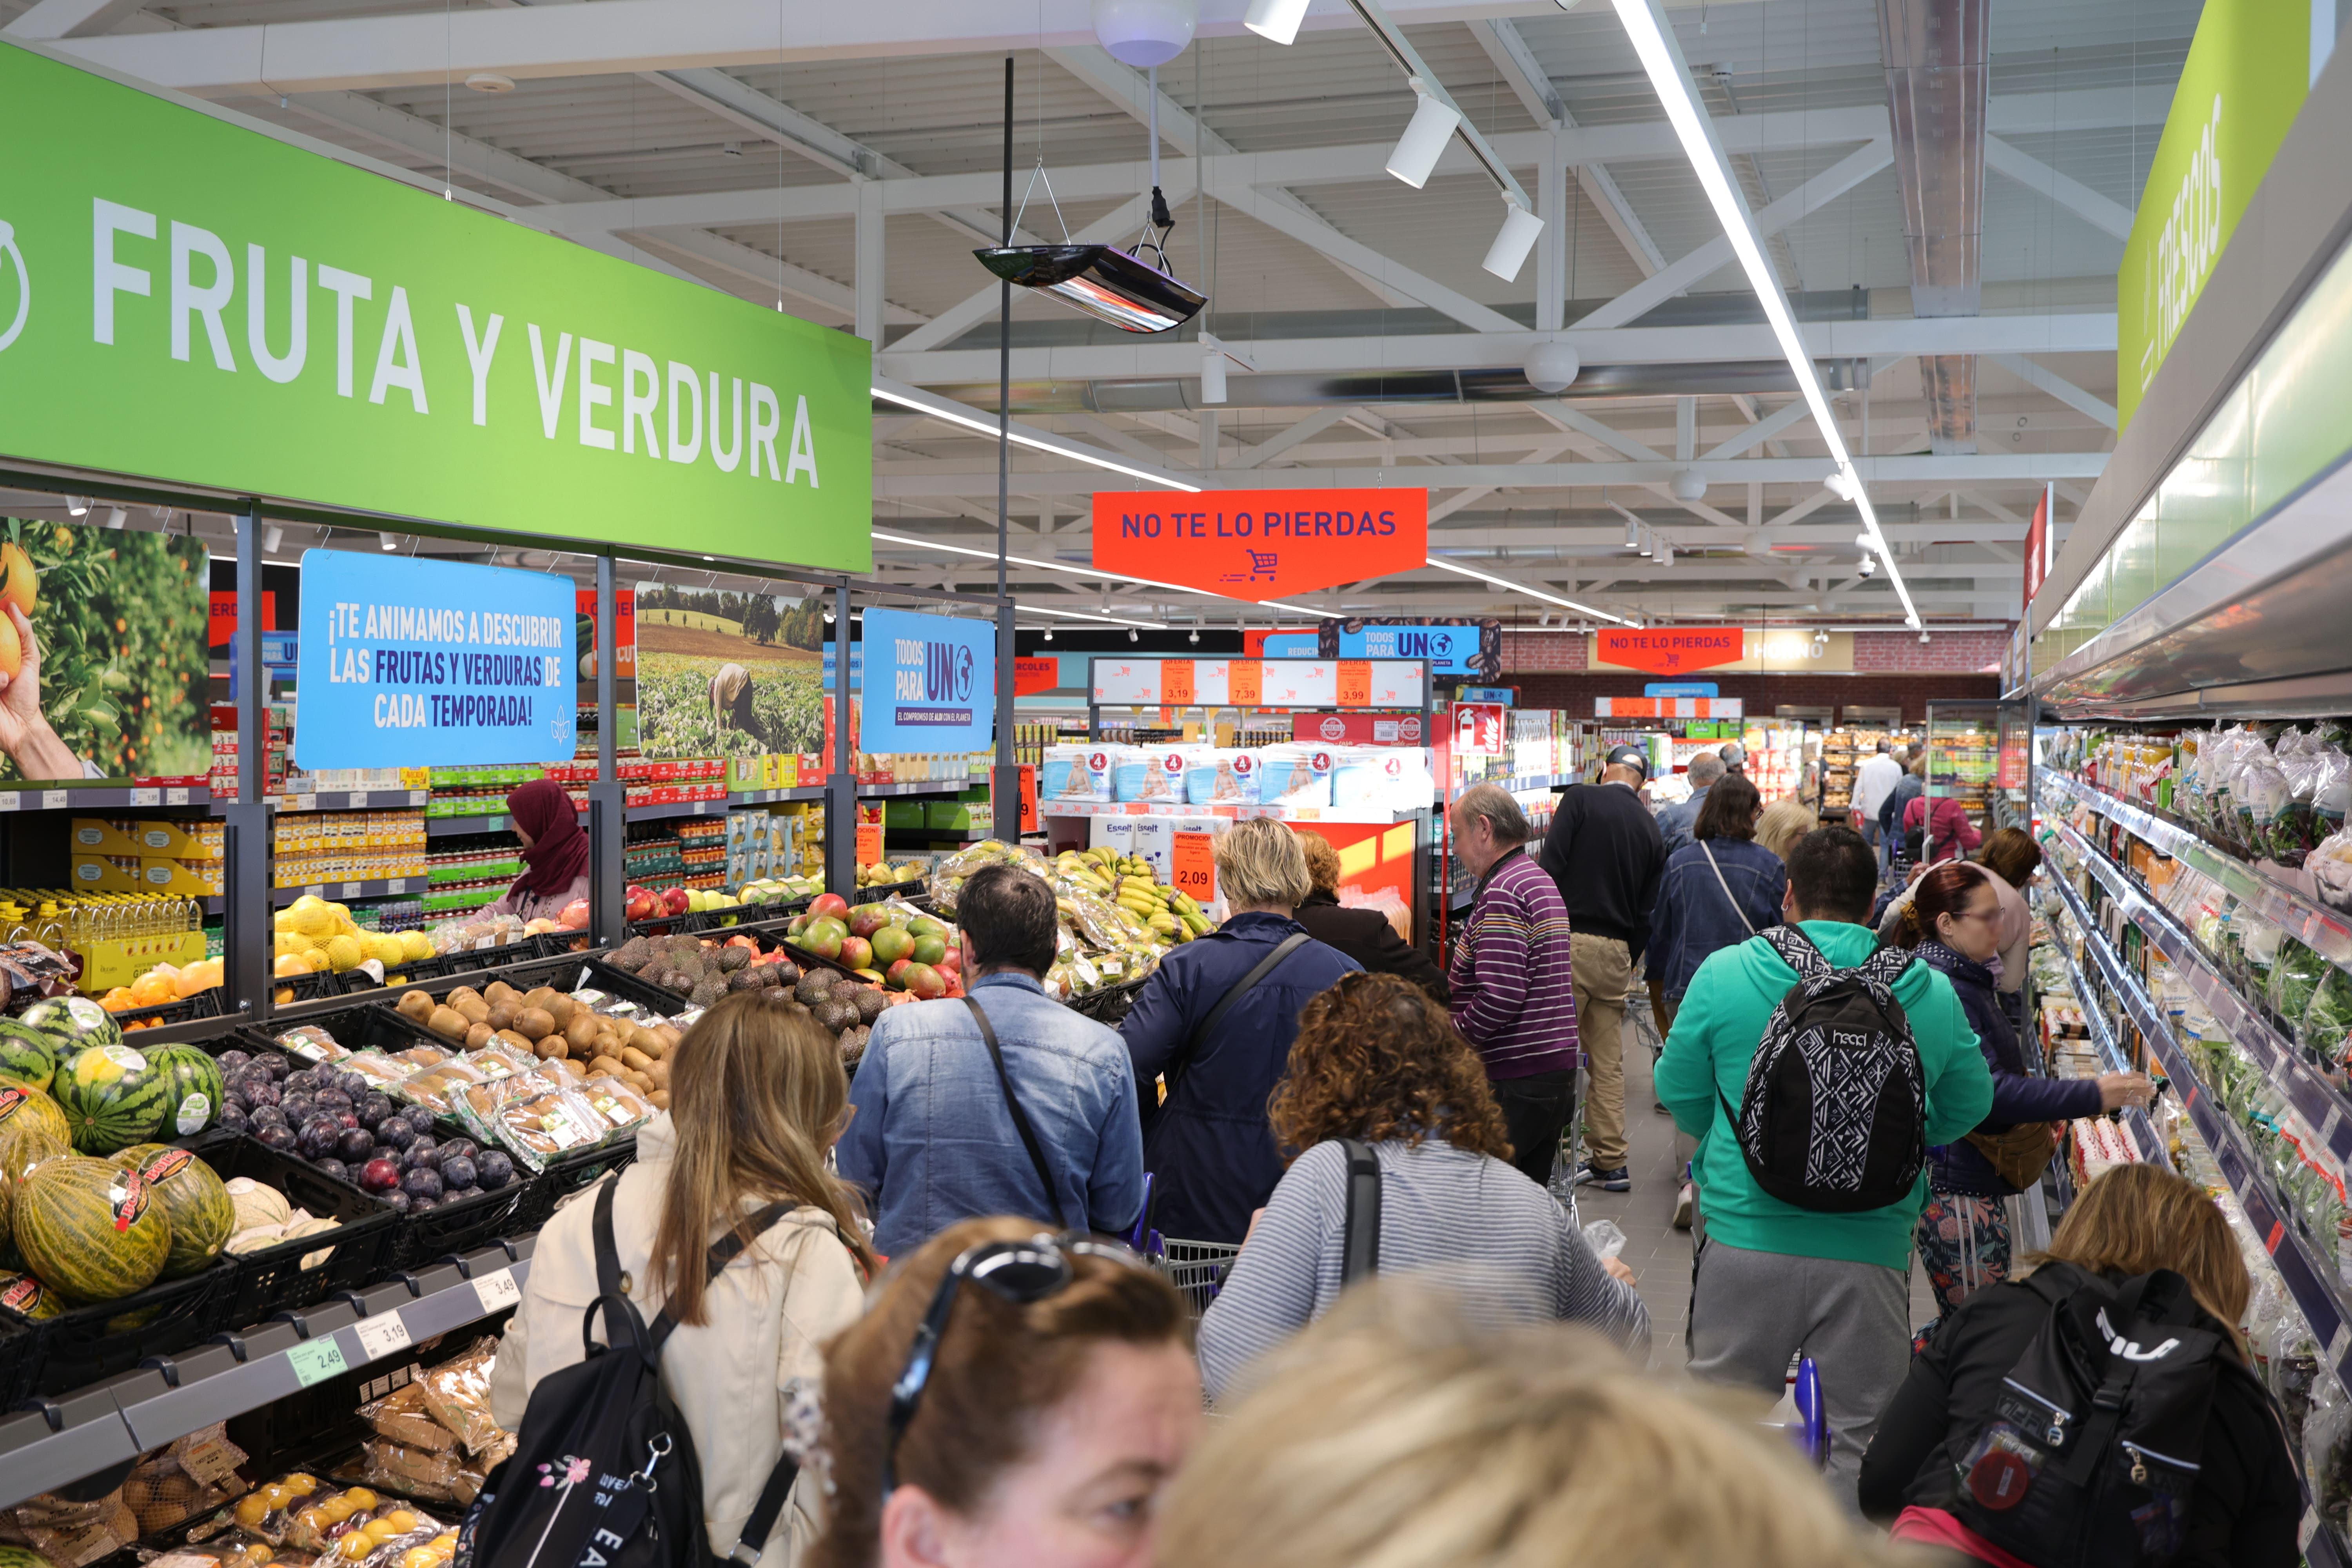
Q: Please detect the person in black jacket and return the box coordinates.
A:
[1860,1163,2301,1568]
[1290,830,1447,1004]
[1535,745,1664,1192]
[1887,862,2151,1336]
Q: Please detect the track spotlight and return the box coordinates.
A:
[1243,0,1311,44]
[1824,470,1859,503]
[1188,628,1200,644]
[1920,630,1931,644]
[1481,195,1544,281]
[379,532,399,551]
[263,523,284,553]
[1637,528,1653,557]
[1623,515,1641,550]
[1044,628,1054,642]
[1854,532,1874,549]
[65,496,87,516]
[1386,79,1461,189]
[1129,627,1140,643]
[1858,556,1877,577]
[102,507,126,530]
[1657,543,1673,569]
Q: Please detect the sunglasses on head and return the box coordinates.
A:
[882,1232,1144,1495]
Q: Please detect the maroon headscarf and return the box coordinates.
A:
[505,779,590,902]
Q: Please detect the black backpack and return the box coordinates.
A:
[1947,1264,2278,1566]
[1719,926,1927,1212]
[456,1181,805,1568]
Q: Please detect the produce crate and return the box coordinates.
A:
[112,988,226,1032]
[231,1000,443,1067]
[577,958,705,1016]
[381,1174,536,1273]
[275,970,344,1005]
[532,930,604,961]
[187,1133,399,1325]
[517,1134,641,1231]
[0,1254,237,1401]
[1065,974,1151,1027]
[625,910,710,941]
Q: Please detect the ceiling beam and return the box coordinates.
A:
[1987,353,2120,430]
[1983,136,2135,242]
[3,0,150,39]
[1470,18,1666,275]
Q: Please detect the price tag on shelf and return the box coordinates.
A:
[1171,832,1215,903]
[166,787,189,805]
[287,1335,349,1388]
[129,788,159,806]
[1227,660,1261,706]
[0,793,20,812]
[352,1310,413,1364]
[1336,661,1371,707]
[40,790,65,810]
[341,882,361,898]
[388,878,407,893]
[472,1266,521,1315]
[855,822,884,866]
[293,794,316,812]
[1160,659,1195,706]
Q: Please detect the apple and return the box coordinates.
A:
[558,898,592,930]
[838,935,873,971]
[809,893,850,920]
[886,957,915,989]
[909,933,948,967]
[901,963,947,1001]
[663,887,691,916]
[870,926,912,967]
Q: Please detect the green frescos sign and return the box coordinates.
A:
[2117,0,2313,429]
[0,43,872,571]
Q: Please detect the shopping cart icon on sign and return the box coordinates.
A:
[1217,550,1280,587]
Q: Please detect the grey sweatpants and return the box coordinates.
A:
[1686,1238,1910,1500]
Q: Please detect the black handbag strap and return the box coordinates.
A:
[1164,931,1313,1103]
[965,996,1068,1229]
[1338,1138,1381,1287]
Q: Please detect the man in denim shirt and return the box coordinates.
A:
[838,863,1145,1256]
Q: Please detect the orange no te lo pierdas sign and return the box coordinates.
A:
[1090,488,1429,599]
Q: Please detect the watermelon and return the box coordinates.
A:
[52,1044,168,1156]
[14,996,122,1058]
[145,1045,224,1139]
[0,1084,67,1179]
[0,1017,58,1094]
[111,1145,230,1279]
[0,1548,58,1568]
[14,1155,171,1302]
[0,1270,60,1321]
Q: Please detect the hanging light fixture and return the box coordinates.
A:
[1243,0,1312,44]
[974,65,1205,334]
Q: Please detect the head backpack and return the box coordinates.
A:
[1719,926,1927,1213]
[1946,1263,2281,1566]
[455,1181,804,1568]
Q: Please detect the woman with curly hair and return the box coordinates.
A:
[1195,973,1648,1401]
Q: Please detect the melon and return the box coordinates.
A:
[0,1548,58,1568]
[52,1043,167,1156]
[14,995,123,1057]
[0,1270,60,1321]
[0,1085,67,1179]
[15,1155,171,1302]
[0,1017,59,1094]
[143,1045,224,1140]
[111,1145,230,1279]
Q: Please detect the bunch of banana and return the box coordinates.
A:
[1050,849,1120,897]
[1115,874,1214,943]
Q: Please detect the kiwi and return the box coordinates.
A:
[514,1008,557,1041]
[621,1045,654,1073]
[397,990,434,1022]
[426,1005,470,1041]
[564,1014,601,1054]
[484,980,519,1006]
[485,1003,518,1033]
[494,1028,536,1055]
[587,1054,627,1078]
[465,1021,495,1051]
[534,1036,569,1062]
[452,995,490,1025]
[522,986,561,1015]
[649,1090,671,1111]
[545,993,576,1027]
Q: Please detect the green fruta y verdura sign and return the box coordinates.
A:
[0,43,873,572]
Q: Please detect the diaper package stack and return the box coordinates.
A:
[1047,740,1431,816]
[1112,745,1191,804]
[1041,744,1115,802]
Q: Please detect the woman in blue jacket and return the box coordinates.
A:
[1646,774,1784,1031]
[1890,862,2152,1339]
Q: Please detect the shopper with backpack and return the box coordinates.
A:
[1120,818,1360,1244]
[483,991,877,1568]
[1656,825,1993,1491]
[1196,973,1645,1401]
[1647,774,1786,1027]
[1859,1163,2301,1566]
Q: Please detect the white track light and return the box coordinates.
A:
[379,532,399,551]
[65,496,87,516]
[1243,0,1312,45]
[1386,80,1461,189]
[1858,555,1877,576]
[1481,195,1544,281]
[1920,630,1931,644]
[1044,627,1054,641]
[102,507,126,530]
[1201,341,1228,405]
[1129,627,1140,642]
[263,523,284,553]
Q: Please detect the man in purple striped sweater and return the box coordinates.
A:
[1446,782,1581,1188]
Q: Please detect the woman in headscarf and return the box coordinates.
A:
[486,777,591,922]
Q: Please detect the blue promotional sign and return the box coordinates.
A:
[1338,623,1480,674]
[293,550,575,768]
[859,607,994,752]
[820,645,866,691]
[1644,682,1722,698]
[1259,632,1319,660]
[1458,686,1517,704]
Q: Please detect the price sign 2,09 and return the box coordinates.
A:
[1171,831,1216,903]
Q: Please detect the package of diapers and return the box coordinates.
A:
[1112,745,1189,804]
[1185,748,1262,806]
[1040,744,1114,802]
[1330,747,1435,813]
[1258,744,1335,809]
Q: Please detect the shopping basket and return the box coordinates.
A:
[1153,1237,1241,1316]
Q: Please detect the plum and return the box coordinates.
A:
[443,1187,483,1205]
[314,1089,353,1114]
[217,1049,251,1071]
[254,1123,299,1153]
[250,1106,288,1133]
[298,1116,343,1160]
[216,1103,249,1134]
[261,1054,290,1080]
[336,1127,375,1163]
[437,1137,479,1166]
[377,1118,417,1152]
[475,1151,516,1191]
[333,1071,370,1100]
[403,1137,440,1171]
[244,1080,282,1109]
[356,1094,393,1130]
[439,1154,478,1191]
[403,1106,437,1133]
[383,1189,412,1214]
[358,1157,402,1193]
[279,1095,316,1128]
[401,1166,444,1203]
[314,1158,349,1184]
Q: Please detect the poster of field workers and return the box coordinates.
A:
[632,580,825,759]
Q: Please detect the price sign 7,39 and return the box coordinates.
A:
[1171,831,1216,903]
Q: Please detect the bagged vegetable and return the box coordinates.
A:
[2303,963,2352,1063]
[2270,937,2328,1026]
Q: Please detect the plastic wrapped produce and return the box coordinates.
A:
[2310,1370,2352,1539]
[124,1424,249,1536]
[415,1339,504,1455]
[926,839,1044,915]
[2270,938,2329,1027]
[2303,964,2352,1062]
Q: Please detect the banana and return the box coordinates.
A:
[1171,892,1201,918]
[1180,911,1211,936]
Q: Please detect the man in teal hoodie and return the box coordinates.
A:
[1657,824,1992,1495]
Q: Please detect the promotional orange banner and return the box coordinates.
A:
[855,822,884,866]
[1593,626,1746,675]
[1091,488,1428,598]
[1160,659,1195,705]
[1171,831,1216,902]
[1013,657,1058,696]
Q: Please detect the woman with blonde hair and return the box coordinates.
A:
[1860,1162,2301,1565]
[814,1216,1200,1568]
[1120,818,1360,1243]
[490,990,875,1564]
[1755,796,1818,862]
[1165,1284,1891,1568]
[1198,973,1644,1401]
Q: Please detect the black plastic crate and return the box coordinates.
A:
[0,1253,237,1399]
[188,1133,399,1326]
[533,930,604,962]
[576,958,702,1016]
[626,909,708,940]
[518,1133,641,1231]
[111,987,226,1031]
[232,999,449,1067]
[272,969,345,1005]
[1066,974,1152,1027]
[381,1171,535,1272]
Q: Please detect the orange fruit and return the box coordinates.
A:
[0,543,36,621]
[129,971,174,1007]
[99,987,136,1012]
[0,613,20,680]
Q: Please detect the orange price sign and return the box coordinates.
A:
[1018,764,1038,835]
[1336,660,1372,706]
[1228,660,1262,705]
[855,822,884,866]
[1161,659,1196,705]
[1171,831,1216,903]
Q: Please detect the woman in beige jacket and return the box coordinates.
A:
[489,991,876,1564]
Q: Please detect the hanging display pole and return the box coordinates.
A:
[827,582,857,895]
[225,501,271,1021]
[993,52,1021,845]
[590,553,625,946]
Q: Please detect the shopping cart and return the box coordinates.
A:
[1766,1353,1833,1470]
[1154,1237,1242,1316]
[1245,550,1278,583]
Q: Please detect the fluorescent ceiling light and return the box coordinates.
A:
[1244,0,1313,45]
[1609,0,1920,630]
[1424,556,1630,624]
[871,529,1343,620]
[871,379,1201,493]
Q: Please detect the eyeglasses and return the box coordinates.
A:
[882,1233,1142,1495]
